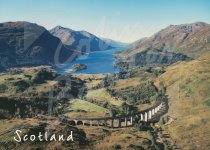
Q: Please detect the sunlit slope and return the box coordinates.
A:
[156,53,210,149]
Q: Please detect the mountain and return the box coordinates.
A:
[50,26,113,53]
[101,38,129,47]
[155,51,210,149]
[117,22,210,67]
[0,21,77,68]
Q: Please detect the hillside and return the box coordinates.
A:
[117,22,210,67]
[50,26,113,52]
[0,118,88,150]
[0,21,76,68]
[101,38,129,47]
[155,52,210,149]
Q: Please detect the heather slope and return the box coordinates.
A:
[155,52,210,149]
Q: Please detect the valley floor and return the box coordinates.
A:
[1,52,210,149]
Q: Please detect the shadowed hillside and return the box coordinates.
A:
[0,22,77,68]
[50,26,113,52]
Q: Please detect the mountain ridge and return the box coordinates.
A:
[50,25,113,52]
[117,22,210,67]
[0,21,77,68]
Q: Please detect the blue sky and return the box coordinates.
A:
[0,0,210,43]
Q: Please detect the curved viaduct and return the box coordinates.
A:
[60,100,167,128]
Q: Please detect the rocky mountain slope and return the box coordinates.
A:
[0,21,77,68]
[118,22,210,67]
[50,26,113,53]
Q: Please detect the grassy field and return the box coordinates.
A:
[155,52,210,149]
[86,88,124,106]
[114,78,141,89]
[65,99,110,118]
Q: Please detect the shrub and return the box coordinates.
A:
[160,118,166,125]
[13,80,30,92]
[24,74,32,80]
[145,67,152,73]
[109,107,118,117]
[32,68,56,84]
[98,75,116,88]
[128,144,144,150]
[102,101,109,108]
[204,99,210,106]
[0,84,8,93]
[112,144,121,150]
[120,102,132,115]
[6,77,15,81]
[133,122,144,131]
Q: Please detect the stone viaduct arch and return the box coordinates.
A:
[60,100,166,128]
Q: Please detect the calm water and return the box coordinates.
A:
[58,47,126,74]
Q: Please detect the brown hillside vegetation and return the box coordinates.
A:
[0,118,88,150]
[156,52,210,149]
[79,126,153,150]
[123,22,210,58]
[117,22,210,67]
